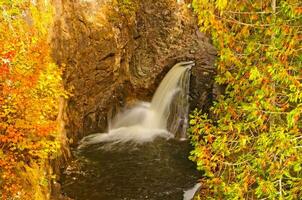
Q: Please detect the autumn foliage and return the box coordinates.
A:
[189,0,302,199]
[0,1,65,199]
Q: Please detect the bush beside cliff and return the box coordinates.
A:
[189,0,302,199]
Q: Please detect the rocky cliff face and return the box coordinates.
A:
[51,0,216,144]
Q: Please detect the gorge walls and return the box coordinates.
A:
[51,0,216,144]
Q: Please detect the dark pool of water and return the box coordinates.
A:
[61,138,199,200]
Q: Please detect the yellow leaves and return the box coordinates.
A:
[215,0,228,11]
[212,177,222,185]
[250,14,258,21]
[239,26,250,37]
[14,119,33,130]
[265,28,273,36]
[239,135,248,147]
[224,71,233,82]
[29,2,53,36]
[0,1,67,199]
[249,67,261,81]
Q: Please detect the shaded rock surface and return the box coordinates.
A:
[51,0,216,144]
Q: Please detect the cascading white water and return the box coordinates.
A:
[79,61,194,147]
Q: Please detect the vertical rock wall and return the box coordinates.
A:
[51,0,216,144]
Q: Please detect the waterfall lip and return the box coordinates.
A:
[177,61,195,69]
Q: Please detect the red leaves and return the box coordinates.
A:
[0,63,10,76]
[2,50,16,61]
[0,50,15,77]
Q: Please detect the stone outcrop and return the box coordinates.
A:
[51,0,216,144]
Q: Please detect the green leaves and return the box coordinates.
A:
[191,0,302,199]
[287,108,301,128]
[293,163,302,172]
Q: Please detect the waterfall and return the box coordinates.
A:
[79,61,194,147]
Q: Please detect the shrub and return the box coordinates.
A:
[0,1,66,199]
[189,0,302,199]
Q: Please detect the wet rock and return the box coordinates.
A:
[51,0,216,144]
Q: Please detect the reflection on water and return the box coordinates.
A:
[61,138,199,200]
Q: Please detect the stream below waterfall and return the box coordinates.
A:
[61,62,200,199]
[61,138,199,200]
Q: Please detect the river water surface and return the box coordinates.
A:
[61,138,199,200]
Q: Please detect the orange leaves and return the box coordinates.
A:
[2,126,24,144]
[227,106,238,120]
[238,26,250,38]
[35,123,56,137]
[211,177,223,185]
[26,74,40,87]
[250,14,258,21]
[295,6,302,14]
